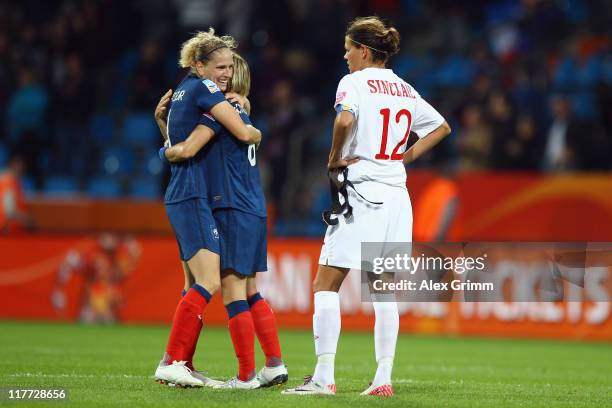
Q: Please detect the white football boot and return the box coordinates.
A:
[213,376,261,390]
[154,360,204,388]
[191,370,224,388]
[360,383,394,396]
[281,375,336,395]
[257,364,289,387]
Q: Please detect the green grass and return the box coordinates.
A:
[0,321,611,407]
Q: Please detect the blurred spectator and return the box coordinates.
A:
[487,91,517,169]
[457,104,492,170]
[0,154,32,235]
[262,79,302,207]
[413,171,459,242]
[129,41,167,111]
[0,0,609,235]
[51,233,141,323]
[51,53,93,179]
[541,95,610,171]
[6,67,48,188]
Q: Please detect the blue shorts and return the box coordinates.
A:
[213,208,267,277]
[166,198,220,261]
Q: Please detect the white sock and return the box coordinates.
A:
[312,291,340,385]
[372,301,398,386]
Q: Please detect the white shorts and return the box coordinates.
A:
[318,181,413,271]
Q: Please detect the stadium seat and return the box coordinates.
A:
[99,147,135,176]
[577,54,603,88]
[435,55,475,87]
[571,92,597,119]
[86,177,121,198]
[20,175,36,197]
[90,113,115,145]
[0,141,7,168]
[138,148,164,176]
[43,176,79,196]
[553,57,578,90]
[129,177,162,199]
[122,112,158,146]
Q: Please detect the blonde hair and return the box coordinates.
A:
[346,16,400,63]
[227,53,251,97]
[179,28,237,73]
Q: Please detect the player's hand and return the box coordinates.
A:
[328,157,360,170]
[155,89,172,125]
[225,92,247,108]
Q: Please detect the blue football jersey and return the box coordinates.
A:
[199,102,267,217]
[164,74,226,204]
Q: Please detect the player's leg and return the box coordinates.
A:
[214,270,259,389]
[311,265,348,392]
[361,282,398,397]
[156,198,221,387]
[361,186,410,397]
[182,261,194,294]
[283,264,348,395]
[247,276,288,386]
[181,261,202,372]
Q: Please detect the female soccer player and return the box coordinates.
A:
[154,29,261,388]
[160,53,287,390]
[282,16,451,397]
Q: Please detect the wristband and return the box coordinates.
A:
[159,146,168,162]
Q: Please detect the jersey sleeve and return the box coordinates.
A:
[411,97,445,138]
[232,102,253,126]
[198,103,252,132]
[198,112,223,134]
[195,79,227,111]
[333,75,359,117]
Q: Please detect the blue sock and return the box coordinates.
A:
[191,283,212,303]
[247,292,263,307]
[225,300,250,319]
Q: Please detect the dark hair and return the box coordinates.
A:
[346,16,400,63]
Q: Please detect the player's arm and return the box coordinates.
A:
[402,121,451,165]
[163,125,215,162]
[155,89,173,142]
[210,102,261,145]
[225,92,251,115]
[328,110,359,169]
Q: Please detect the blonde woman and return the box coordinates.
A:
[157,52,287,389]
[154,29,261,388]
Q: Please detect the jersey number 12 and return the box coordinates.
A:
[375,108,412,161]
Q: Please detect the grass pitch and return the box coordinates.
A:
[0,321,610,407]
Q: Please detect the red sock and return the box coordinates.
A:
[250,295,282,366]
[165,287,209,363]
[227,307,255,381]
[185,319,203,370]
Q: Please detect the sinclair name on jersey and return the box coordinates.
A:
[367,79,415,99]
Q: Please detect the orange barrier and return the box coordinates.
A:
[23,172,612,241]
[1,236,611,341]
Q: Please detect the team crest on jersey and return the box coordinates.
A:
[210,226,219,240]
[335,91,347,104]
[202,79,220,93]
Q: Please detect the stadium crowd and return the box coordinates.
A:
[1,0,610,235]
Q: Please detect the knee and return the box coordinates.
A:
[313,276,340,293]
[199,275,220,295]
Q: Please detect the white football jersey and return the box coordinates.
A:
[334,67,445,187]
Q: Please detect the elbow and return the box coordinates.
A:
[234,129,251,143]
[336,116,354,130]
[441,121,452,136]
[182,147,197,159]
